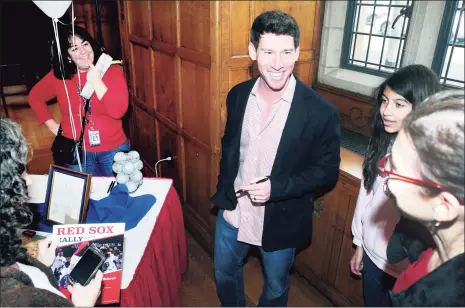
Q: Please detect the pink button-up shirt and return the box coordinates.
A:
[223,75,296,246]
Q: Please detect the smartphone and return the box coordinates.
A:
[68,246,105,286]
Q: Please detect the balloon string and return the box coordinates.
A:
[52,15,83,172]
[53,17,76,26]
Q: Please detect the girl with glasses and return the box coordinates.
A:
[384,91,464,306]
[350,65,440,306]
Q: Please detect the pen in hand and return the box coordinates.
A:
[236,176,269,194]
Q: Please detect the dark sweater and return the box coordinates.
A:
[0,256,73,307]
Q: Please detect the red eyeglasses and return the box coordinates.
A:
[377,153,451,192]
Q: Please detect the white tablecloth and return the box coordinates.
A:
[27,174,173,289]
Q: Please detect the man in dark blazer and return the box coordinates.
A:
[210,11,341,307]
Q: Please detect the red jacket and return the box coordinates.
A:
[28,65,128,152]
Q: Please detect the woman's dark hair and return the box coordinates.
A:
[52,25,106,80]
[250,10,300,49]
[363,64,441,192]
[0,119,33,267]
[403,90,464,204]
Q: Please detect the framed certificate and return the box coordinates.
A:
[44,165,92,225]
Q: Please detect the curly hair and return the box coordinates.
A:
[0,118,33,267]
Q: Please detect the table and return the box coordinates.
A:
[27,175,188,307]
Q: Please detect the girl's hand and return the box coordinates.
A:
[68,270,103,307]
[350,246,364,275]
[86,63,103,87]
[45,119,60,136]
[87,63,108,99]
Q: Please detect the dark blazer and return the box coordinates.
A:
[210,76,341,251]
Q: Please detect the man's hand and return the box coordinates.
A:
[36,237,59,267]
[239,177,271,203]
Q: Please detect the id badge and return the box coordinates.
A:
[88,130,101,146]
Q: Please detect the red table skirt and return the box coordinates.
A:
[121,186,187,306]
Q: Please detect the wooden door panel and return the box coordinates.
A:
[150,1,177,45]
[184,140,213,227]
[294,62,312,86]
[157,122,184,201]
[344,181,360,236]
[131,44,153,109]
[154,51,178,123]
[295,211,331,279]
[133,105,158,168]
[327,183,352,233]
[229,68,251,91]
[127,1,151,40]
[334,234,364,307]
[181,60,211,145]
[229,1,251,56]
[179,1,210,55]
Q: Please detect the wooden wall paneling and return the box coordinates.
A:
[157,121,184,201]
[184,140,215,228]
[131,44,155,111]
[181,61,211,146]
[96,2,122,60]
[314,83,374,137]
[311,1,324,86]
[294,202,332,280]
[133,105,158,168]
[154,51,178,123]
[179,1,211,55]
[210,1,222,200]
[151,1,177,46]
[334,196,364,307]
[72,2,88,30]
[127,0,151,42]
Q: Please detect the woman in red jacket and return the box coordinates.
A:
[28,25,129,176]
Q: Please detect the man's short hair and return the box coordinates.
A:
[250,10,300,48]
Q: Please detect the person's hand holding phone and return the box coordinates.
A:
[68,270,103,307]
[237,176,271,203]
[35,237,59,267]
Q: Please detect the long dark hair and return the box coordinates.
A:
[363,65,441,192]
[52,25,106,80]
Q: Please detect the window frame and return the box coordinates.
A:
[340,0,414,78]
[431,0,464,89]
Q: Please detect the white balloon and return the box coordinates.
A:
[33,1,72,19]
[114,152,128,162]
[116,173,129,184]
[112,163,123,174]
[128,151,140,160]
[123,162,135,174]
[130,170,143,182]
[134,160,143,170]
[126,181,138,193]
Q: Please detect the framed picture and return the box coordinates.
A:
[44,165,92,225]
